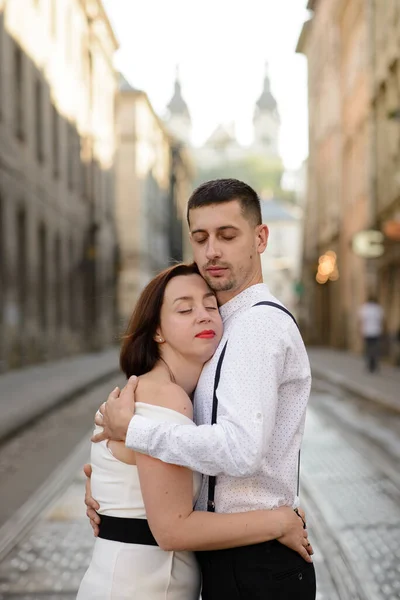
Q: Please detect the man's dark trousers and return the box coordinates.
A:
[364,335,380,372]
[196,540,316,600]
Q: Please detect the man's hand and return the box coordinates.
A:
[84,463,100,536]
[91,376,138,444]
[276,506,314,563]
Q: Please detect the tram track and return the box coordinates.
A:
[0,375,122,560]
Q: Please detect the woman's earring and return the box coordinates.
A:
[157,336,164,343]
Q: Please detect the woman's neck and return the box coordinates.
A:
[152,354,203,396]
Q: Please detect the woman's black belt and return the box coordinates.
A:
[98,514,158,546]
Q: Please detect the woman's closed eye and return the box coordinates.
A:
[178,306,217,314]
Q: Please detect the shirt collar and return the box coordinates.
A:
[218,283,271,323]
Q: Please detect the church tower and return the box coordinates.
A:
[165,68,192,145]
[253,63,280,157]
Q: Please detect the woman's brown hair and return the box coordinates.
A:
[120,262,202,378]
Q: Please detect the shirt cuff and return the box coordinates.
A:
[125,414,154,454]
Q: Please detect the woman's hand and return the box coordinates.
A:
[274,506,314,563]
[83,464,101,536]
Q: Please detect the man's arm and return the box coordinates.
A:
[126,311,305,477]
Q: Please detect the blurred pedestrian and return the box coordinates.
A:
[86,179,316,599]
[358,295,384,373]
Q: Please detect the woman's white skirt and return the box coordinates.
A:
[77,537,201,600]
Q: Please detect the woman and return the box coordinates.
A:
[78,263,312,600]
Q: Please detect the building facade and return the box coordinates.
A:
[297,0,400,355]
[0,0,119,372]
[371,0,400,347]
[115,76,194,327]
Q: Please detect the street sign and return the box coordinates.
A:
[351,230,385,258]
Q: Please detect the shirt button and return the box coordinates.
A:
[256,412,262,420]
[298,573,303,581]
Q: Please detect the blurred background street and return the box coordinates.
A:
[0,0,400,598]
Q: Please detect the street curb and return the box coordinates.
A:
[311,365,400,414]
[0,365,121,445]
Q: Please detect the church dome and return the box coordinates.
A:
[167,76,191,120]
[255,64,277,113]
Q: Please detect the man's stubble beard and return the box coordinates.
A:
[203,272,236,293]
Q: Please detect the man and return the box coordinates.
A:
[358,295,384,373]
[86,179,316,598]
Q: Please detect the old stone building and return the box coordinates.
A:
[297,0,400,355]
[297,1,343,346]
[371,0,400,345]
[115,75,194,326]
[0,0,119,372]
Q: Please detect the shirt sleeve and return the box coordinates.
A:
[126,310,298,477]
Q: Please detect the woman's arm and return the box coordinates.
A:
[137,450,311,561]
[135,384,312,562]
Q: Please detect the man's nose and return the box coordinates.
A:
[205,239,221,260]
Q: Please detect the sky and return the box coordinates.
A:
[102,0,310,170]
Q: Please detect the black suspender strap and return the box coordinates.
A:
[207,300,302,512]
[253,301,301,497]
[207,341,228,512]
[252,301,299,329]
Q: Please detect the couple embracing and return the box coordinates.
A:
[79,178,316,599]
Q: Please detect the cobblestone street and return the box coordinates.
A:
[302,385,400,600]
[1,378,400,599]
[0,471,94,600]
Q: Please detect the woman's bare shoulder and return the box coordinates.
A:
[136,378,193,420]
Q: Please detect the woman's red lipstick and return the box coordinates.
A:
[195,330,216,339]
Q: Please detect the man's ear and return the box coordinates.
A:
[257,224,269,254]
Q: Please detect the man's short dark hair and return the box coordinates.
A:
[187,178,262,226]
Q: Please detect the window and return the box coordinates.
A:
[65,7,72,62]
[74,129,81,191]
[17,209,27,328]
[51,104,59,178]
[0,195,4,337]
[50,0,57,37]
[81,137,92,200]
[67,123,74,190]
[38,224,47,330]
[54,235,62,327]
[69,237,75,330]
[67,124,82,191]
[105,170,115,218]
[0,13,4,120]
[14,45,24,140]
[35,79,44,163]
[87,50,93,94]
